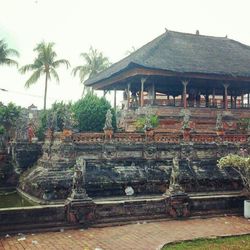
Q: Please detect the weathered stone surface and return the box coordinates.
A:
[18,134,245,201]
[11,142,42,174]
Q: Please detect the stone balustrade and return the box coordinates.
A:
[53,130,250,144]
[72,133,104,143]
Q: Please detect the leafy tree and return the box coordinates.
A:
[19,41,70,110]
[72,46,111,95]
[218,152,250,192]
[36,101,72,140]
[0,39,19,67]
[0,102,21,138]
[72,92,116,132]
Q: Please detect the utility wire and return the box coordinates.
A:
[0,87,56,100]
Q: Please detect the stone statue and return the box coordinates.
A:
[63,107,74,130]
[168,156,184,194]
[71,157,90,200]
[51,112,58,131]
[182,112,190,129]
[15,111,28,141]
[144,115,152,131]
[103,109,113,130]
[131,91,138,109]
[216,113,223,130]
[170,157,180,186]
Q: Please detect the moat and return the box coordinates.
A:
[0,188,34,208]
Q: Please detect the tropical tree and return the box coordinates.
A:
[0,102,21,138]
[72,46,111,95]
[72,92,116,132]
[19,41,70,110]
[0,39,19,67]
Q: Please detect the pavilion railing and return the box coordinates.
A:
[134,99,250,109]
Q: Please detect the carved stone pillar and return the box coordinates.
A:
[223,83,229,110]
[182,80,189,109]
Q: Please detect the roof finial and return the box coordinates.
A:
[225,34,228,38]
[165,28,168,33]
[196,30,200,35]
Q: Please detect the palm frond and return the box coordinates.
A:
[24,68,43,88]
[0,39,19,67]
[5,48,19,57]
[1,58,18,67]
[53,59,70,69]
[50,68,60,83]
[72,65,84,76]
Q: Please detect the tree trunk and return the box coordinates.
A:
[44,73,48,110]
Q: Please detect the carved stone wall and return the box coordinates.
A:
[19,132,247,201]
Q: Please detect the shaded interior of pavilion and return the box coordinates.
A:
[106,75,250,110]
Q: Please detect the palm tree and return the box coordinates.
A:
[72,46,111,95]
[0,39,19,67]
[19,41,70,110]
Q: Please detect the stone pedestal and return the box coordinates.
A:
[165,191,190,218]
[183,128,191,141]
[104,129,114,140]
[65,197,95,225]
[145,129,154,141]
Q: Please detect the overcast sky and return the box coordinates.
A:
[1,0,250,109]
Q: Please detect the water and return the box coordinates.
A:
[0,189,34,208]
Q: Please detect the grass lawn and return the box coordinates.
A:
[163,234,250,249]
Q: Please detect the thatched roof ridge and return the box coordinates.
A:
[85,30,250,86]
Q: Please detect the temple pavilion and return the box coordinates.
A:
[85,30,250,134]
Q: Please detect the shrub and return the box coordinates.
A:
[72,93,116,132]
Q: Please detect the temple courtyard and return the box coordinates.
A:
[1,216,250,250]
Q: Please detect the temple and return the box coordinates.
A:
[85,30,250,134]
[14,30,250,224]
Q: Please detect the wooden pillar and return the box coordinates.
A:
[127,83,131,110]
[152,83,155,105]
[205,92,209,107]
[234,95,237,109]
[248,93,250,107]
[140,78,146,107]
[212,88,215,107]
[182,80,189,109]
[241,93,244,108]
[114,89,117,111]
[223,83,229,110]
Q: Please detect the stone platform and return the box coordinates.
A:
[1,216,250,250]
[19,135,245,201]
[0,191,245,234]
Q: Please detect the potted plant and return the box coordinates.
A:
[134,115,159,132]
[218,151,250,218]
